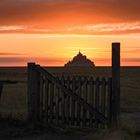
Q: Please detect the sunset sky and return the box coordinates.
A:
[0,0,140,66]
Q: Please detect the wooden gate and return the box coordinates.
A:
[28,43,120,128]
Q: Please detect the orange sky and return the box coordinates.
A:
[0,0,140,66]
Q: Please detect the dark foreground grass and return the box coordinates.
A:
[0,115,138,140]
[0,66,140,139]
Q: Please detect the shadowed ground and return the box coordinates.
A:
[0,67,140,139]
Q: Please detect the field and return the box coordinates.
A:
[0,66,140,139]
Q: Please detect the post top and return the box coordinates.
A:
[112,42,120,45]
[27,62,36,66]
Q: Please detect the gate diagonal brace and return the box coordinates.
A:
[34,65,108,124]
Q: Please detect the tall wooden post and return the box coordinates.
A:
[112,43,120,128]
[0,83,3,100]
[28,63,40,124]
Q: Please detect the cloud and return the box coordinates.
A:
[122,47,140,54]
[0,57,27,63]
[123,58,140,62]
[65,22,140,34]
[0,0,140,34]
[1,22,140,35]
[0,52,24,56]
[0,26,25,31]
[0,56,67,66]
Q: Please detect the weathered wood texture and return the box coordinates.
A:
[112,43,120,128]
[28,64,113,128]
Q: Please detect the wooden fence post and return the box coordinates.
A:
[0,83,3,100]
[112,43,120,128]
[28,63,40,124]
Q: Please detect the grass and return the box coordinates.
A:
[0,67,140,116]
[0,66,140,139]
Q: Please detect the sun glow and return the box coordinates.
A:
[0,33,140,66]
[0,0,140,66]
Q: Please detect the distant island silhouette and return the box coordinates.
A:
[64,51,95,67]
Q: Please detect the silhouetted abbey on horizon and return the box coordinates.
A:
[64,51,95,67]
